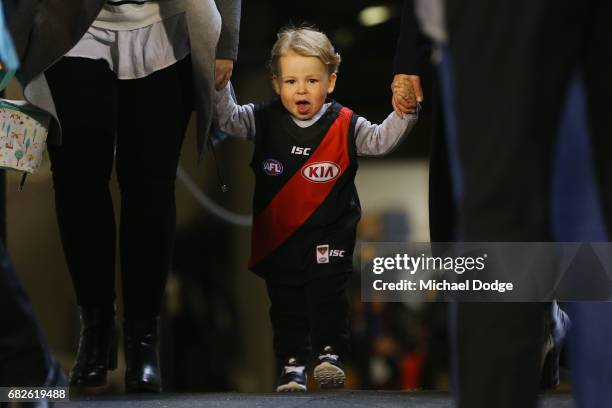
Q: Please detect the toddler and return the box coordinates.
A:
[215,26,418,391]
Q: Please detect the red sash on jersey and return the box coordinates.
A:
[249,107,353,268]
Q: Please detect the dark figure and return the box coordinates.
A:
[0,239,66,397]
[445,1,612,407]
[9,0,241,392]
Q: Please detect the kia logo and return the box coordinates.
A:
[301,161,341,183]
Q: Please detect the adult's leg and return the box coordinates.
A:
[115,57,193,392]
[446,0,586,241]
[571,1,612,406]
[585,0,612,238]
[446,1,587,407]
[429,59,458,243]
[45,57,118,309]
[46,57,119,386]
[115,57,193,321]
[0,240,58,386]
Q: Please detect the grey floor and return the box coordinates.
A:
[58,391,574,407]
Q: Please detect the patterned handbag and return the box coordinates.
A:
[0,99,50,175]
[0,2,51,188]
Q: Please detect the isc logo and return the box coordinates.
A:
[301,161,341,183]
[291,146,311,156]
[262,158,283,176]
[316,244,345,264]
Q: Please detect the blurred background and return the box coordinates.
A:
[4,0,452,393]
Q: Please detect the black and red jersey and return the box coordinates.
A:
[249,99,361,284]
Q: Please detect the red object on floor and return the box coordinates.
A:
[401,352,424,390]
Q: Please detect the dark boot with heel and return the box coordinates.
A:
[124,317,162,393]
[69,306,117,387]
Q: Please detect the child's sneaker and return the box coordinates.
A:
[276,358,307,392]
[313,346,345,389]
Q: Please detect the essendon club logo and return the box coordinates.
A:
[262,158,283,176]
[316,245,330,264]
[301,161,341,183]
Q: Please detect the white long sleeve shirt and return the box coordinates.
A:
[214,82,418,156]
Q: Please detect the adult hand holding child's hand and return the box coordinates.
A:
[391,74,422,118]
[215,59,234,90]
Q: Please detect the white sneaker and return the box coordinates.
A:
[313,346,345,389]
[276,358,307,392]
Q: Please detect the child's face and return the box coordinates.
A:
[272,51,337,120]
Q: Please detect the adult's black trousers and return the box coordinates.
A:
[446,1,612,407]
[45,56,194,320]
[0,240,54,386]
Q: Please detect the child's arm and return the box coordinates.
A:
[354,111,418,156]
[215,82,256,141]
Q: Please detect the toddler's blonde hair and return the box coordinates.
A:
[268,26,341,77]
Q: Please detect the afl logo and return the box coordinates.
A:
[302,161,341,183]
[262,159,284,176]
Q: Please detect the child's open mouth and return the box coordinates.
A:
[296,100,311,115]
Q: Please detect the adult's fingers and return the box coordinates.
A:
[408,75,424,102]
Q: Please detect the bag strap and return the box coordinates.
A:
[0,69,15,91]
[18,173,26,191]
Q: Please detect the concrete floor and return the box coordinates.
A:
[60,391,574,408]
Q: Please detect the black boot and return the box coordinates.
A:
[69,306,117,387]
[124,318,162,393]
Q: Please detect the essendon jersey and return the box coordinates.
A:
[249,99,361,284]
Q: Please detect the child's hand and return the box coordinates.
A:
[391,74,422,118]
